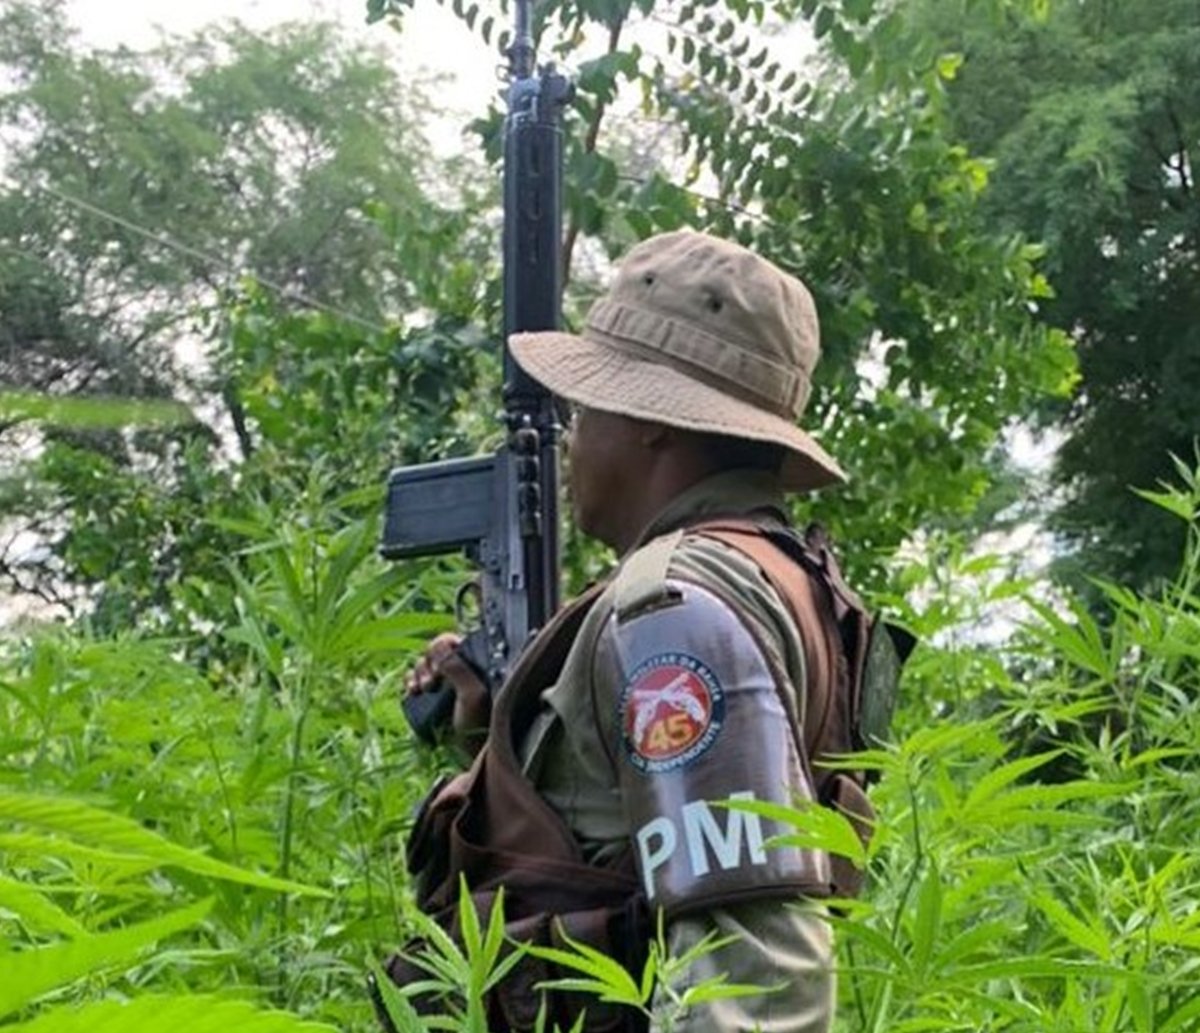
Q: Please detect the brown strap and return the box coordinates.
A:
[693,525,841,766]
[690,521,877,900]
[486,583,610,863]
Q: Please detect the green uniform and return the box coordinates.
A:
[520,470,835,1033]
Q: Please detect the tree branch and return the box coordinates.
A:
[1166,102,1192,195]
[1138,126,1188,212]
[222,381,255,461]
[1141,125,1174,173]
[561,16,626,289]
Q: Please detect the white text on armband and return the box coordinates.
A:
[635,791,768,900]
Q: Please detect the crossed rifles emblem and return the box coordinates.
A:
[629,670,709,748]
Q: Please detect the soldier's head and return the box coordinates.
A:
[510,230,842,550]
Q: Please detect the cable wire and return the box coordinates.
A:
[32,181,394,336]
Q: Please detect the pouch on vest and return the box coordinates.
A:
[384,586,649,1033]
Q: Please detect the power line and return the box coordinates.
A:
[31,181,394,336]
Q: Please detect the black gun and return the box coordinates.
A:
[381,4,572,741]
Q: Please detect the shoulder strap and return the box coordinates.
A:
[689,518,884,900]
[687,519,851,766]
[613,529,685,623]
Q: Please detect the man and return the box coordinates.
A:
[394,230,873,1033]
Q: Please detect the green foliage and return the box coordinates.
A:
[368,0,1076,590]
[0,393,192,429]
[809,478,1200,1029]
[0,780,333,1031]
[529,913,772,1030]
[382,881,527,1031]
[0,0,497,624]
[900,0,1200,588]
[7,472,1200,1028]
[727,795,868,869]
[2,898,214,1019]
[3,1,1192,1031]
[6,996,335,1033]
[0,490,453,1029]
[0,793,324,895]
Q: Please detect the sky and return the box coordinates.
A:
[65,0,475,61]
[65,0,497,155]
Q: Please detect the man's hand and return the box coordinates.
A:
[405,632,491,753]
[405,631,463,696]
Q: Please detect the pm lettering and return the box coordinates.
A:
[635,792,768,900]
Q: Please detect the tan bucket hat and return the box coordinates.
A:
[509,229,845,491]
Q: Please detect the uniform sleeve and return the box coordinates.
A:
[651,903,834,1033]
[593,577,833,915]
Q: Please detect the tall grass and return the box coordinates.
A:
[2,475,1198,1030]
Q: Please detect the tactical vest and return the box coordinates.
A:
[378,519,902,1033]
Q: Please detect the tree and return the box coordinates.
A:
[902,0,1200,587]
[371,0,1075,588]
[0,1,501,626]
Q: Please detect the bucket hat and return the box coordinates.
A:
[509,229,844,491]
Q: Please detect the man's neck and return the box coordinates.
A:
[615,467,788,556]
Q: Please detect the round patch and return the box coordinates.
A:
[619,652,726,774]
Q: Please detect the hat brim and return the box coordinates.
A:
[509,330,846,492]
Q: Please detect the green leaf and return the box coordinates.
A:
[479,886,511,988]
[681,978,779,1005]
[0,391,193,429]
[1131,486,1196,522]
[0,899,214,1019]
[1161,995,1200,1033]
[0,875,86,938]
[1127,971,1153,1033]
[975,781,1127,815]
[1030,893,1111,960]
[456,874,484,966]
[825,916,908,970]
[1127,747,1193,767]
[367,961,428,1033]
[4,994,336,1033]
[935,53,963,81]
[534,976,634,1004]
[0,791,328,897]
[910,861,942,980]
[947,957,1123,983]
[638,947,657,1002]
[525,926,642,1005]
[723,797,868,867]
[962,750,1065,812]
[931,920,1013,972]
[0,832,157,871]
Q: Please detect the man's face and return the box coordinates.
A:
[563,404,645,548]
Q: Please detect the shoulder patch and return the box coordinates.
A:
[619,653,726,773]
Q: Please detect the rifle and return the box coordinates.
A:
[380,1,573,741]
